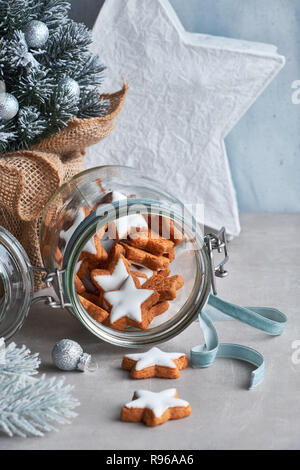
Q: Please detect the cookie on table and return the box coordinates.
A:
[121,389,191,426]
[122,346,188,379]
[143,273,184,301]
[104,275,159,330]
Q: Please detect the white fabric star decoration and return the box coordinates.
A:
[88,0,285,236]
[124,346,185,371]
[104,275,154,323]
[125,389,190,417]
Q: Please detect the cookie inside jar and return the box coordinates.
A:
[72,192,196,333]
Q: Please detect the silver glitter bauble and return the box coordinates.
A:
[59,77,81,99]
[0,93,19,121]
[24,20,49,49]
[52,339,94,372]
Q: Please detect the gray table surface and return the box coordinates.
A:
[1,213,299,450]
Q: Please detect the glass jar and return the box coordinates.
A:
[0,166,229,346]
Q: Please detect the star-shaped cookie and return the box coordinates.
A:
[104,275,159,330]
[122,346,188,379]
[121,389,191,426]
[91,244,130,292]
[93,257,129,291]
[143,273,184,301]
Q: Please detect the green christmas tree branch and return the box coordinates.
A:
[0,0,108,153]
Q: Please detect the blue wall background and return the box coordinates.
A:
[70,0,300,212]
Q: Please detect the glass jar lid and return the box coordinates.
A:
[0,227,34,339]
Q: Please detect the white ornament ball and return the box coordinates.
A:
[0,93,19,121]
[52,339,94,372]
[59,77,81,99]
[24,20,49,49]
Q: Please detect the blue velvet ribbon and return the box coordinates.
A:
[191,294,287,389]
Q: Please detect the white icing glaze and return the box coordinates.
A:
[94,258,129,291]
[60,208,97,255]
[124,346,185,371]
[125,389,190,418]
[104,275,154,323]
[109,191,148,239]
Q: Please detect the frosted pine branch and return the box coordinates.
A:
[0,375,79,437]
[0,0,109,152]
[0,126,16,152]
[77,91,110,119]
[0,341,40,378]
[0,339,80,437]
[37,0,71,29]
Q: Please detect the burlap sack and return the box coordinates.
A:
[0,80,128,289]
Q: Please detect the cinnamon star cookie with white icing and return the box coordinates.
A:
[122,346,188,379]
[104,275,159,330]
[121,389,191,426]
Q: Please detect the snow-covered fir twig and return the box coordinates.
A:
[0,338,80,437]
[0,0,109,152]
[0,340,40,378]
